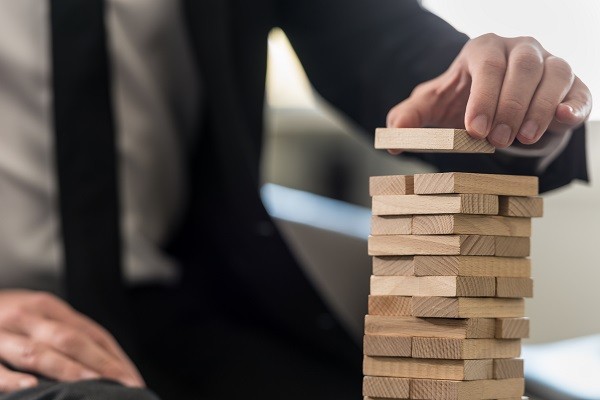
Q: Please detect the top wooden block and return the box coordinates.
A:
[415,172,538,196]
[375,128,495,153]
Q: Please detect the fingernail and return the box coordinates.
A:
[489,124,512,146]
[519,120,538,140]
[81,370,100,380]
[470,114,488,137]
[19,378,37,388]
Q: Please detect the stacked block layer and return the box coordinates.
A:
[364,172,542,400]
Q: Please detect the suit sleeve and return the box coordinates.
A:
[278,0,589,193]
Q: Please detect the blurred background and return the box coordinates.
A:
[262,0,600,345]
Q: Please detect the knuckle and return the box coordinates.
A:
[500,97,528,114]
[18,342,44,369]
[53,330,80,351]
[28,292,57,308]
[0,307,26,327]
[546,56,574,80]
[517,35,541,47]
[479,56,507,75]
[512,51,543,74]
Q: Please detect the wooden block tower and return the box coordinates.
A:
[363,128,543,400]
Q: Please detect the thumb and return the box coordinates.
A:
[550,77,592,134]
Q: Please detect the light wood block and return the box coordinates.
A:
[499,196,543,218]
[411,338,521,359]
[368,235,495,256]
[412,297,525,318]
[370,175,414,196]
[494,359,524,379]
[413,256,531,278]
[410,378,525,400]
[412,215,531,237]
[371,215,412,235]
[414,172,538,196]
[370,276,496,297]
[364,315,496,339]
[363,376,410,399]
[363,356,493,380]
[363,334,412,357]
[374,128,495,153]
[368,295,412,316]
[495,237,530,257]
[373,256,415,276]
[372,194,498,216]
[495,318,530,339]
[496,277,533,298]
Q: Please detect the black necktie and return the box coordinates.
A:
[50,0,127,338]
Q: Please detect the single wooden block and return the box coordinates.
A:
[370,276,496,297]
[368,295,412,316]
[494,359,524,379]
[363,376,410,399]
[372,194,498,216]
[411,338,521,360]
[410,378,525,400]
[374,128,495,153]
[495,318,530,339]
[414,172,539,196]
[371,215,412,235]
[499,196,543,218]
[412,297,525,318]
[496,277,533,298]
[412,215,531,237]
[364,315,496,339]
[368,235,495,256]
[373,256,415,276]
[363,334,412,357]
[413,256,531,278]
[363,356,493,380]
[495,237,530,257]
[370,175,414,196]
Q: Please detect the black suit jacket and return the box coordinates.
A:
[166,0,588,369]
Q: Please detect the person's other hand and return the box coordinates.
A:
[0,290,144,392]
[386,34,592,153]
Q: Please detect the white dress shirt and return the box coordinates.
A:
[0,0,199,291]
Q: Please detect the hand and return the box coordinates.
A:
[0,290,144,392]
[386,33,592,151]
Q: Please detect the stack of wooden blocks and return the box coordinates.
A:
[363,128,543,400]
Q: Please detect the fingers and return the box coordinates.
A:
[488,41,545,147]
[18,317,142,387]
[0,363,37,393]
[25,292,144,385]
[464,38,508,138]
[0,331,100,383]
[555,76,593,125]
[515,56,574,143]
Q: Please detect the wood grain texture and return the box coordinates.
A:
[414,173,538,196]
[494,359,524,379]
[372,194,499,216]
[411,338,521,359]
[369,175,414,196]
[412,297,525,318]
[371,215,412,235]
[412,215,531,237]
[363,334,412,356]
[373,256,415,276]
[374,128,495,153]
[495,237,530,257]
[495,318,530,339]
[363,356,493,380]
[413,256,531,278]
[368,295,412,316]
[499,196,543,218]
[410,378,525,400]
[370,276,496,297]
[363,376,410,399]
[364,315,496,339]
[496,277,533,298]
[368,235,495,256]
